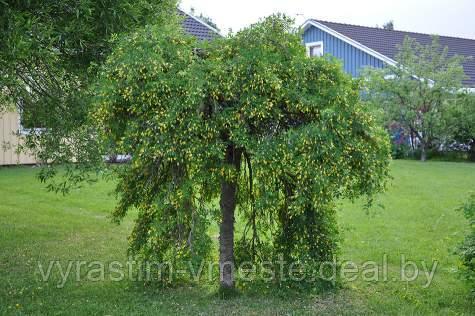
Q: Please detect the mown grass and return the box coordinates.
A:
[0,160,474,315]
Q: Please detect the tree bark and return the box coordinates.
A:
[219,144,241,290]
[469,141,475,162]
[420,143,427,162]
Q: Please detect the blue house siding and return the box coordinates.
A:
[303,25,385,77]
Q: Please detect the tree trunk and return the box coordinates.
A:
[421,141,427,162]
[469,141,475,162]
[219,145,241,290]
[420,142,427,162]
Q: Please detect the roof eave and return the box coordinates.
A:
[179,7,223,38]
[301,20,397,67]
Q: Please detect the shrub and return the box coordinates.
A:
[457,193,475,295]
[391,143,411,160]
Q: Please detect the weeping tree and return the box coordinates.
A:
[93,15,391,290]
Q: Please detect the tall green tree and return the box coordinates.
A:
[363,36,468,161]
[94,15,391,290]
[0,0,177,185]
[445,93,475,161]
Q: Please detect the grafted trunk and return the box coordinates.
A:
[219,144,241,290]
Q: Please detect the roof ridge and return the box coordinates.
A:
[312,19,475,42]
[178,7,222,37]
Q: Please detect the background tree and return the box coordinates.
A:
[0,0,177,188]
[189,7,221,32]
[94,15,391,291]
[445,93,475,161]
[382,20,394,31]
[456,192,475,295]
[364,36,468,161]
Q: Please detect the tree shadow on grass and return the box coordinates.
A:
[124,279,368,315]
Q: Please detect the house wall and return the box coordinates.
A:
[0,111,38,165]
[303,25,385,77]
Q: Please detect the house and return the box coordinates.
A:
[302,19,475,87]
[0,10,220,166]
[179,9,221,41]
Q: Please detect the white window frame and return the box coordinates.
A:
[306,41,324,57]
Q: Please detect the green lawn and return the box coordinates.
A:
[1,160,474,315]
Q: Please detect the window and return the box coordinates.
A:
[306,41,324,57]
[18,100,47,135]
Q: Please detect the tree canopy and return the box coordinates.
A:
[0,0,177,186]
[445,93,475,161]
[363,36,468,161]
[94,15,391,290]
